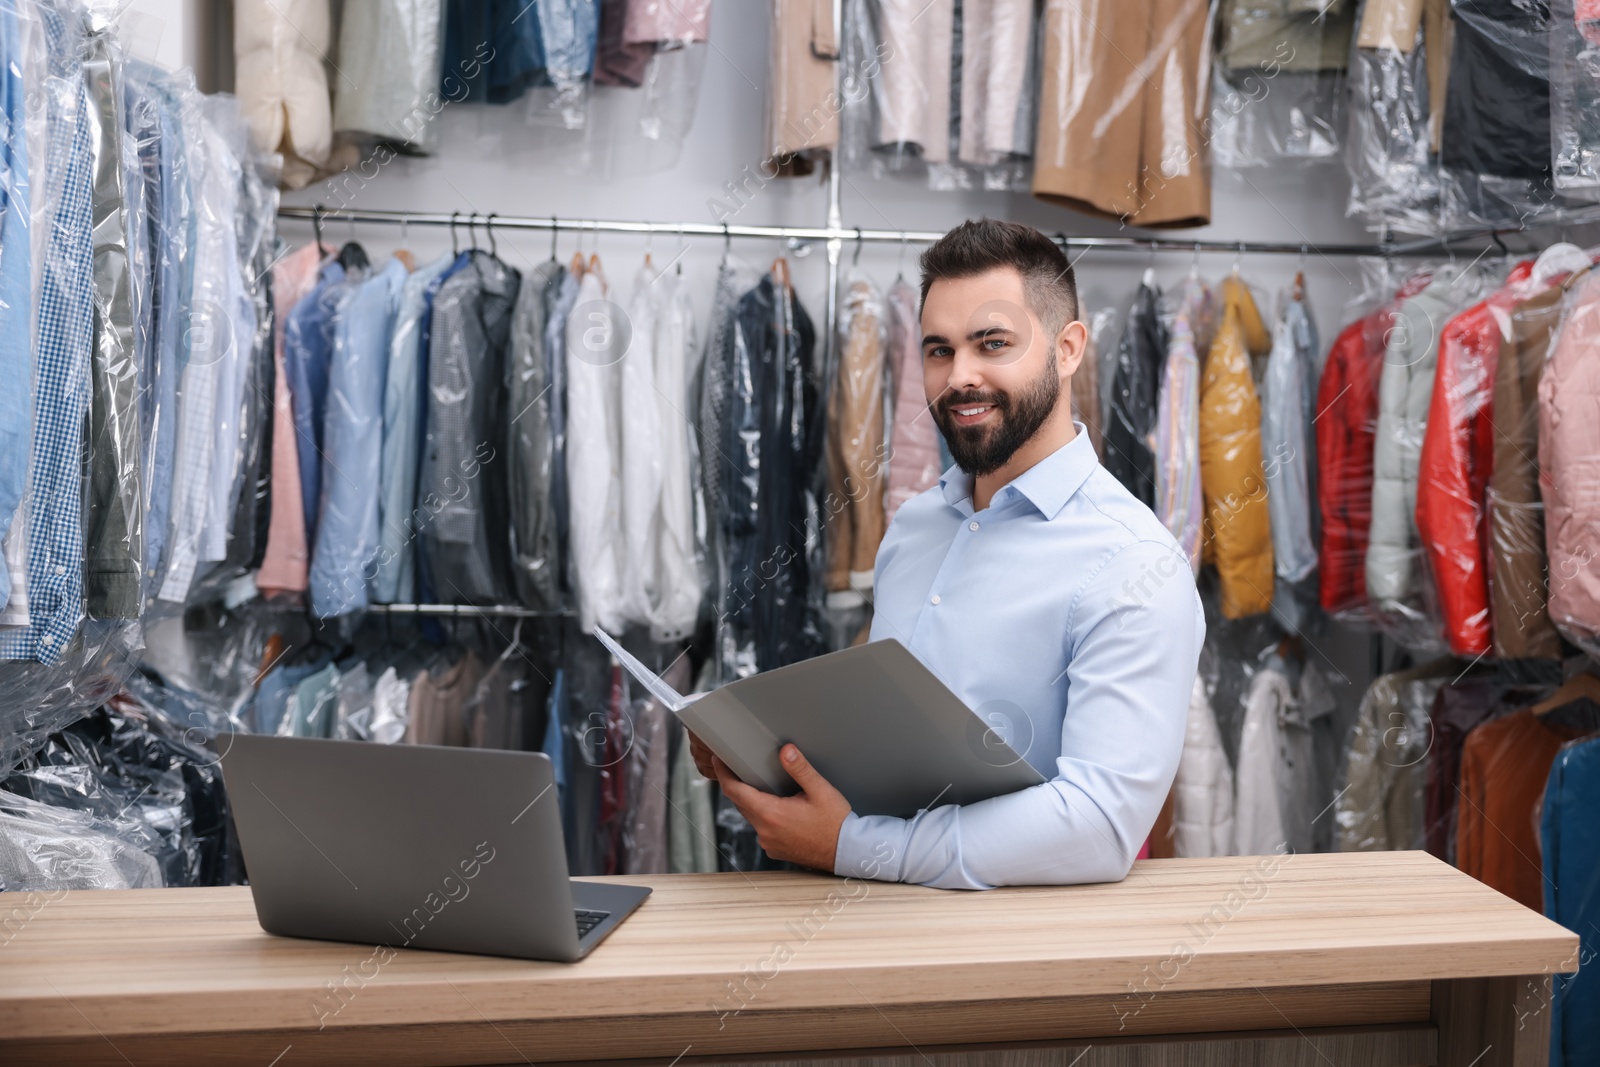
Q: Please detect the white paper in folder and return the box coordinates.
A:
[590,628,1046,819]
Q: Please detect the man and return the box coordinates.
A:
[694,218,1205,890]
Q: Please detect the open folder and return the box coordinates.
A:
[591,629,1046,819]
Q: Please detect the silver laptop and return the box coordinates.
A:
[220,734,649,962]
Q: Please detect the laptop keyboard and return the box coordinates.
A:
[575,908,610,938]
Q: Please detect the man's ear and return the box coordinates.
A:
[1055,319,1088,379]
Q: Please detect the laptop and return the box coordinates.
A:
[220,733,650,962]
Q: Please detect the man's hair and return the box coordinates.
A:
[918,218,1079,338]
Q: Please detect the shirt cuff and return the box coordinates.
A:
[832,811,912,882]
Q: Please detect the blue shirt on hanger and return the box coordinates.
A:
[0,0,33,616]
[837,424,1205,890]
[283,260,347,547]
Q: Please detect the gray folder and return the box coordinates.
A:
[592,630,1046,819]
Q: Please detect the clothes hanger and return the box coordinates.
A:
[1532,240,1591,288]
[721,222,731,266]
[676,225,686,276]
[643,226,653,270]
[895,231,909,283]
[549,215,559,263]
[853,227,864,268]
[1142,239,1157,289]
[569,220,586,277]
[485,212,498,258]
[450,211,460,257]
[394,215,416,271]
[337,209,368,272]
[465,212,478,252]
[587,220,601,275]
[1292,244,1306,303]
[1529,671,1600,717]
[312,203,326,256]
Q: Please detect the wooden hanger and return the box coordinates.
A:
[772,256,790,290]
[570,250,587,278]
[588,252,601,275]
[1530,671,1600,717]
[1291,270,1305,303]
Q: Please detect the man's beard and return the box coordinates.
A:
[933,354,1060,476]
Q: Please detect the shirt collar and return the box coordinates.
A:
[938,422,1098,520]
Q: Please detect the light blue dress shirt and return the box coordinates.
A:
[0,0,33,615]
[835,424,1205,890]
[311,257,406,617]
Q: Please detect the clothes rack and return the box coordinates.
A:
[361,603,568,619]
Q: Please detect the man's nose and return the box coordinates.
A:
[946,346,988,393]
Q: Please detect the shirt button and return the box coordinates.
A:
[54,565,64,575]
[969,521,979,531]
[931,595,941,605]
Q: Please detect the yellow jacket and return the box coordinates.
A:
[1200,276,1274,618]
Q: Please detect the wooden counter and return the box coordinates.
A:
[0,852,1577,1067]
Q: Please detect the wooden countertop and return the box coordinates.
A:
[0,851,1578,1065]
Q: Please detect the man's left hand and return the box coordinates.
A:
[713,744,851,872]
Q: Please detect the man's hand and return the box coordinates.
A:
[687,729,717,780]
[712,744,851,873]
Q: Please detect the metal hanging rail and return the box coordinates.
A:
[277,205,1526,259]
[362,603,568,619]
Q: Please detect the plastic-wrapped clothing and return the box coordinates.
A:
[885,278,943,520]
[0,0,30,622]
[1104,278,1167,507]
[955,0,1035,165]
[1551,0,1600,201]
[405,653,480,748]
[1489,286,1564,659]
[234,0,331,189]
[595,0,654,88]
[1335,658,1453,852]
[567,264,626,633]
[333,0,445,152]
[718,273,825,676]
[1219,0,1356,71]
[1366,268,1462,617]
[826,273,888,607]
[370,253,453,604]
[0,789,161,891]
[626,0,710,42]
[1232,661,1293,855]
[1539,269,1600,655]
[1072,324,1104,460]
[0,5,93,665]
[1459,701,1600,912]
[439,0,540,104]
[647,269,701,642]
[310,258,406,618]
[1261,294,1318,584]
[869,0,955,163]
[1200,276,1273,619]
[668,717,720,872]
[1441,0,1551,183]
[1032,0,1212,227]
[1414,261,1537,655]
[258,244,326,595]
[281,260,349,552]
[84,30,143,620]
[1343,0,1443,231]
[506,261,565,613]
[624,657,689,875]
[1154,276,1208,571]
[1172,676,1233,857]
[619,265,663,625]
[420,251,520,606]
[1542,733,1600,1067]
[766,0,838,175]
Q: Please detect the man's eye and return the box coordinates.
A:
[983,338,1009,351]
[925,347,951,359]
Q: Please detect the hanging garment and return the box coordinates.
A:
[766,0,838,175]
[669,716,720,872]
[1261,294,1318,584]
[310,258,406,618]
[567,263,626,633]
[1542,733,1600,1067]
[619,264,663,626]
[1104,278,1167,508]
[885,278,943,521]
[1172,676,1234,857]
[1073,322,1104,460]
[84,32,143,620]
[281,260,349,555]
[292,662,341,738]
[1458,702,1600,912]
[1415,261,1539,655]
[1232,662,1294,855]
[0,2,29,624]
[0,10,93,663]
[624,657,688,875]
[1366,268,1463,619]
[625,0,710,42]
[506,260,565,613]
[420,251,520,605]
[1344,1,1443,231]
[1539,270,1600,655]
[956,0,1035,165]
[258,244,327,595]
[871,0,955,163]
[595,0,655,87]
[333,0,445,152]
[372,252,454,605]
[826,272,888,606]
[649,269,701,642]
[1335,659,1454,852]
[1316,313,1385,616]
[1200,276,1273,619]
[224,153,279,579]
[545,267,581,605]
[1490,286,1564,659]
[1154,277,1208,572]
[234,0,332,189]
[405,652,482,747]
[1441,0,1553,183]
[1032,0,1213,227]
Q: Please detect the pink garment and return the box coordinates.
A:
[257,243,326,593]
[623,0,710,43]
[885,279,944,522]
[1537,269,1600,653]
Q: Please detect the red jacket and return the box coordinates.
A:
[1317,310,1390,616]
[1415,262,1536,656]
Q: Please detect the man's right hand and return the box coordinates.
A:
[687,730,717,780]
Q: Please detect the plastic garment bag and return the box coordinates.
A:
[1538,269,1600,656]
[0,788,161,890]
[1333,658,1454,852]
[766,0,838,176]
[1171,674,1234,857]
[648,269,703,643]
[825,271,888,610]
[0,0,31,627]
[566,262,626,633]
[1343,0,1443,232]
[505,261,566,613]
[1551,0,1600,202]
[1155,274,1211,572]
[619,264,663,627]
[1261,292,1319,585]
[1103,278,1167,508]
[884,278,943,520]
[334,0,446,153]
[233,0,332,189]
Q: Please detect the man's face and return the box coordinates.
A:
[921,267,1066,476]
